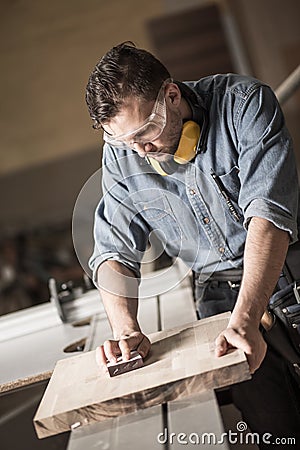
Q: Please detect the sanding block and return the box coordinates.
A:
[107,350,143,377]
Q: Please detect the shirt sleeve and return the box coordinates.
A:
[236,84,299,243]
[88,144,150,287]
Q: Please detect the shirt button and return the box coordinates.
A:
[203,217,210,224]
[189,188,196,195]
[219,247,225,254]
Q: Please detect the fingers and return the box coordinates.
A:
[103,340,120,363]
[119,335,151,360]
[95,333,151,373]
[118,338,131,361]
[137,335,151,358]
[215,328,252,357]
[215,327,267,374]
[95,345,109,373]
[214,333,228,356]
[95,340,120,373]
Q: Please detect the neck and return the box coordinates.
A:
[180,97,193,121]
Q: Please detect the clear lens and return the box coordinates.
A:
[133,122,163,143]
[104,121,164,149]
[103,78,171,148]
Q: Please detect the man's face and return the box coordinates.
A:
[102,82,186,161]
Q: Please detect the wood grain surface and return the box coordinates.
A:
[34,312,250,438]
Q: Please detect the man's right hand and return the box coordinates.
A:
[95,331,151,372]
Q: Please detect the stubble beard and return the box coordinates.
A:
[152,111,182,161]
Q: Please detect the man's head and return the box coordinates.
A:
[86,42,170,127]
[86,42,191,159]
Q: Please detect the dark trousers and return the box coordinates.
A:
[195,279,300,448]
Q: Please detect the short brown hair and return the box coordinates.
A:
[85,42,170,129]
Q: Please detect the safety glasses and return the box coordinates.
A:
[103,78,172,149]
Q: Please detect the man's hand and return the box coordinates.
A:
[215,321,267,374]
[214,218,289,374]
[95,331,151,373]
[95,260,151,373]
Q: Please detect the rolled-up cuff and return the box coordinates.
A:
[90,254,142,289]
[244,198,298,244]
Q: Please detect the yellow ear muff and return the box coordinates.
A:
[173,120,201,164]
[146,120,201,176]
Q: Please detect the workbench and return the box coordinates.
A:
[0,262,250,449]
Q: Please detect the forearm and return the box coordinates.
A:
[97,260,141,339]
[230,216,290,328]
[216,217,290,372]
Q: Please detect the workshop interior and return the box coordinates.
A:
[0,1,300,449]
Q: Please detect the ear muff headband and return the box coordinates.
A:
[147,157,170,176]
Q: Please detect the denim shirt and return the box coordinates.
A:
[89,74,299,283]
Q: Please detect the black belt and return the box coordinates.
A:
[194,268,243,287]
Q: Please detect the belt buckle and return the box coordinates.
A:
[228,280,240,289]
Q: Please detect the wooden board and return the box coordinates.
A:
[34,312,250,438]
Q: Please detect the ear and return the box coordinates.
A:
[165,83,181,107]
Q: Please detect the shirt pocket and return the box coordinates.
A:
[133,194,183,242]
[218,166,240,199]
[215,166,243,220]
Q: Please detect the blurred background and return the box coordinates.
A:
[0,0,299,315]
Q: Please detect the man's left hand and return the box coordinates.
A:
[215,323,267,374]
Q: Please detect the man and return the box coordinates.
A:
[85,42,300,441]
